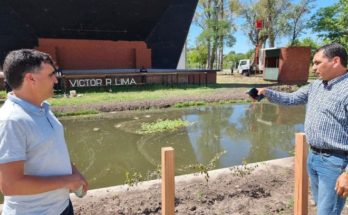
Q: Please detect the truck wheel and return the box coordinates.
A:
[242,70,250,76]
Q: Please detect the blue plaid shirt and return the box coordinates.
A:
[265,72,348,152]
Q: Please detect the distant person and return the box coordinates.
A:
[250,43,348,215]
[0,49,88,215]
[140,67,147,73]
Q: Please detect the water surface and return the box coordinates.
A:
[0,103,305,202]
[63,103,305,189]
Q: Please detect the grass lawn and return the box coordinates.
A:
[0,74,287,109]
[48,85,221,106]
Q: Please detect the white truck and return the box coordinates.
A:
[237,59,252,76]
[236,48,270,76]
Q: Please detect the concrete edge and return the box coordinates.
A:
[70,156,294,200]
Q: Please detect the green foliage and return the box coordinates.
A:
[193,0,237,69]
[237,0,292,48]
[286,0,315,46]
[187,45,208,69]
[229,160,259,177]
[235,0,313,48]
[54,109,99,117]
[182,151,227,183]
[223,50,253,69]
[145,165,161,181]
[175,101,205,108]
[0,91,6,99]
[310,0,348,49]
[49,85,218,107]
[137,119,191,134]
[124,165,161,188]
[124,171,143,188]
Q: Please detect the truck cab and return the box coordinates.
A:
[237,59,251,76]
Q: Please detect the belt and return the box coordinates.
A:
[310,145,348,156]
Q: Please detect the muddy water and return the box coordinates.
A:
[63,103,305,190]
[0,103,305,202]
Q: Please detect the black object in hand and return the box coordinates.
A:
[246,88,265,101]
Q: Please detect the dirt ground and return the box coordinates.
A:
[70,157,348,215]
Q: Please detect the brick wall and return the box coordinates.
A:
[278,47,311,84]
[36,39,152,70]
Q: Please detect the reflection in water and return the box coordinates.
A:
[61,103,305,190]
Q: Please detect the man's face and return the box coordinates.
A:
[312,50,336,81]
[31,63,58,100]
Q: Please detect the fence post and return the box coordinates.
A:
[161,147,175,215]
[294,133,308,215]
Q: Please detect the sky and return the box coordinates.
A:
[186,0,339,54]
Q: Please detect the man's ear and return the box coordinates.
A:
[23,72,35,84]
[332,56,341,68]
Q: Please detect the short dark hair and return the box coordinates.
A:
[2,49,55,89]
[315,43,347,67]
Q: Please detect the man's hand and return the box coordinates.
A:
[257,88,266,96]
[70,164,88,193]
[335,172,348,197]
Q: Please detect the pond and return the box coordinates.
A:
[0,103,305,202]
[64,103,305,190]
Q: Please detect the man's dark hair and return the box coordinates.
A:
[315,43,347,67]
[2,49,55,89]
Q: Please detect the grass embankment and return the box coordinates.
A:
[48,82,261,116]
[49,85,232,117]
[1,85,251,117]
[49,85,218,106]
[0,75,279,116]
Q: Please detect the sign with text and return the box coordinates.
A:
[65,77,143,88]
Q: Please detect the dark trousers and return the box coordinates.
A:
[60,200,74,215]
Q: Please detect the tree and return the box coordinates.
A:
[258,0,291,48]
[187,45,208,68]
[233,0,315,48]
[310,0,348,49]
[287,0,314,46]
[231,0,268,48]
[223,50,253,69]
[194,0,236,69]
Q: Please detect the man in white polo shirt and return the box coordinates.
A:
[0,49,88,215]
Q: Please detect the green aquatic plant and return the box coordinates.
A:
[175,101,205,108]
[136,118,191,134]
[124,166,161,188]
[182,151,227,183]
[54,109,100,117]
[125,171,143,188]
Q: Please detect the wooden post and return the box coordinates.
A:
[294,133,308,215]
[161,147,175,215]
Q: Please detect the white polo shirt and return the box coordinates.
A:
[0,93,72,215]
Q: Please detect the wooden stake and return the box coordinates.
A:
[161,147,175,215]
[294,133,308,215]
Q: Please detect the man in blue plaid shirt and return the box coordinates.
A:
[256,43,348,215]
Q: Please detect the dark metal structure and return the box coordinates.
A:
[0,0,198,68]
